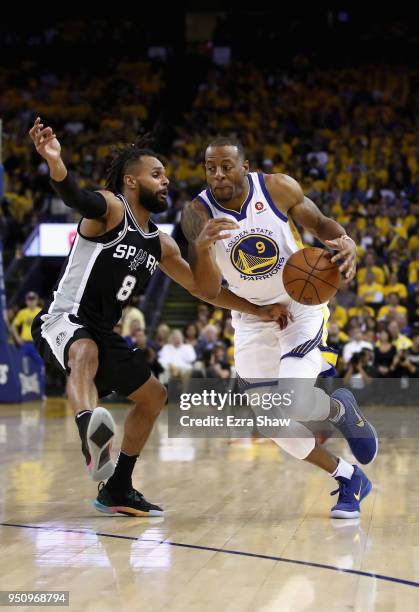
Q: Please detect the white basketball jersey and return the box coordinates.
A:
[196,172,304,306]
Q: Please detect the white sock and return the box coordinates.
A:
[329,399,345,423]
[331,458,354,480]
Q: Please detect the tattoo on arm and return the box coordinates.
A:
[181,201,207,242]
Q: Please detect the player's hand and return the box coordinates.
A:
[29,117,61,162]
[257,304,292,330]
[325,235,357,282]
[195,218,239,250]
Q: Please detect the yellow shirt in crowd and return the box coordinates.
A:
[331,305,348,329]
[348,305,375,319]
[383,283,408,299]
[377,305,408,320]
[358,283,384,303]
[357,266,386,285]
[13,307,41,341]
[393,335,413,351]
[408,261,419,284]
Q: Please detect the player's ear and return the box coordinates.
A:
[123,174,136,189]
[243,159,250,174]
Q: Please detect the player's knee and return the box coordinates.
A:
[134,383,167,418]
[287,385,330,422]
[68,339,98,374]
[273,436,315,460]
[157,384,168,411]
[150,383,167,414]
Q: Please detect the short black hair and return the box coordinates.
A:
[205,136,246,161]
[105,134,162,193]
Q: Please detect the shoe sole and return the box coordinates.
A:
[332,389,378,465]
[92,500,164,517]
[86,407,116,482]
[330,478,372,519]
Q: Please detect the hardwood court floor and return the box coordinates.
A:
[0,400,418,611]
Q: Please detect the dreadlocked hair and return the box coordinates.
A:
[105,133,161,193]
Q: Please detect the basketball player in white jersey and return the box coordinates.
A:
[181,137,378,518]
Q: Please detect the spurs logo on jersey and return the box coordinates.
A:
[196,172,303,305]
[113,243,159,274]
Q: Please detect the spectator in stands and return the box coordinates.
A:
[132,329,147,350]
[408,249,419,292]
[132,329,164,379]
[348,296,375,321]
[195,324,220,359]
[383,272,408,300]
[374,329,397,377]
[326,321,347,356]
[11,291,45,393]
[123,319,143,349]
[158,329,196,381]
[121,299,145,337]
[212,343,231,377]
[388,320,413,351]
[202,343,231,379]
[149,323,171,353]
[389,349,418,378]
[336,284,357,310]
[343,349,375,389]
[342,326,374,365]
[407,332,419,375]
[222,316,234,347]
[196,304,210,329]
[377,293,408,322]
[11,291,41,347]
[357,252,386,285]
[329,297,348,329]
[408,292,419,327]
[358,270,384,306]
[183,322,199,350]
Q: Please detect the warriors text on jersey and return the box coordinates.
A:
[41,195,161,332]
[196,172,306,306]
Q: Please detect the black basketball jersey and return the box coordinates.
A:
[41,195,161,332]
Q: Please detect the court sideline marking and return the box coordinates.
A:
[1,521,418,589]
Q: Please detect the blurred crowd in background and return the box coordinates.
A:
[2,16,418,386]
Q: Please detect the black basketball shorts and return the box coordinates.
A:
[32,312,151,398]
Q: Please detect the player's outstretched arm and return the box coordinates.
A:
[159,233,289,328]
[28,117,110,221]
[265,173,357,281]
[180,200,239,299]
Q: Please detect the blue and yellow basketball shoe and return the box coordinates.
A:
[330,388,378,464]
[330,465,372,518]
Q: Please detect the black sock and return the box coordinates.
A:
[106,451,138,494]
[75,410,92,463]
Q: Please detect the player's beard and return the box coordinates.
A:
[138,184,168,213]
[211,185,234,203]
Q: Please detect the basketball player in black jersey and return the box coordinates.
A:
[28,118,288,516]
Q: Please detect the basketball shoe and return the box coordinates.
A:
[330,465,372,519]
[82,407,116,481]
[93,481,164,516]
[330,388,378,464]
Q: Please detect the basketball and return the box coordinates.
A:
[283,247,340,305]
